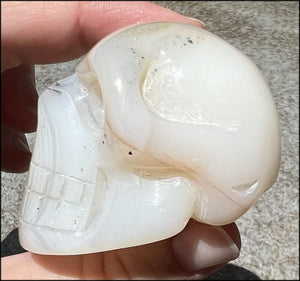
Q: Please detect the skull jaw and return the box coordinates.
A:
[19,169,197,255]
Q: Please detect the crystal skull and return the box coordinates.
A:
[19,22,281,255]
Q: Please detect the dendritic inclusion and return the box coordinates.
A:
[19,22,281,255]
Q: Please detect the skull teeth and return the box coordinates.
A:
[21,162,97,232]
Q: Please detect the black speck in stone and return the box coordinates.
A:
[188,39,193,44]
[128,151,133,155]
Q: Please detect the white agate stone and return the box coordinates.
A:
[19,22,281,255]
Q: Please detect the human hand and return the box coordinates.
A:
[1,1,240,279]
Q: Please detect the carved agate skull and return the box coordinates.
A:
[19,22,281,255]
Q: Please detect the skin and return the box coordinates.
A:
[1,1,241,279]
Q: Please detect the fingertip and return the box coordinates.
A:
[2,1,205,67]
[172,220,240,273]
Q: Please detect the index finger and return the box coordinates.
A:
[1,1,204,71]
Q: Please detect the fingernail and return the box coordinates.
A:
[173,225,239,273]
[184,16,206,28]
